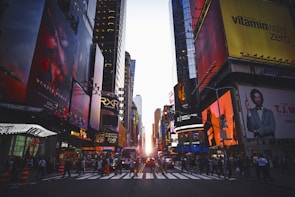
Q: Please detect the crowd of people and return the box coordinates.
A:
[1,152,295,184]
[178,152,295,181]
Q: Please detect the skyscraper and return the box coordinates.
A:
[169,0,198,113]
[93,0,127,96]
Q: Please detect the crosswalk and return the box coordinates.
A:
[42,172,237,181]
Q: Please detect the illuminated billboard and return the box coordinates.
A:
[0,1,45,103]
[195,0,227,89]
[95,91,120,146]
[202,91,238,147]
[220,0,295,64]
[238,85,295,139]
[89,45,104,131]
[68,81,90,129]
[25,0,78,118]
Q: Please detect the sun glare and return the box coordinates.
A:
[145,131,153,156]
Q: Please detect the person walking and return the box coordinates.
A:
[81,158,86,174]
[217,156,225,178]
[93,157,99,174]
[252,153,260,179]
[258,154,272,181]
[62,157,72,178]
[114,158,122,175]
[129,158,134,176]
[181,157,188,173]
[134,158,139,177]
[36,157,46,179]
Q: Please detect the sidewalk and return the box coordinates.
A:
[238,167,295,190]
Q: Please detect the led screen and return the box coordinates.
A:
[89,45,104,130]
[68,81,90,129]
[202,91,238,147]
[25,0,78,118]
[220,0,295,64]
[195,0,227,90]
[0,0,45,103]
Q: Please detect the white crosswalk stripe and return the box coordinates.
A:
[43,172,237,181]
[173,173,189,179]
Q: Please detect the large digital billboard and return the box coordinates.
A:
[0,0,45,103]
[25,0,78,118]
[238,85,295,139]
[68,81,90,129]
[190,0,206,31]
[95,91,120,146]
[89,45,104,131]
[220,0,295,64]
[202,91,238,147]
[195,0,227,90]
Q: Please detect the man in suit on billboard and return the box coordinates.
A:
[245,88,276,138]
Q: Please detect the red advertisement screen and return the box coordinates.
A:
[68,82,90,129]
[202,91,238,147]
[195,0,227,90]
[25,0,78,118]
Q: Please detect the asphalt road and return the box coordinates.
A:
[2,164,294,197]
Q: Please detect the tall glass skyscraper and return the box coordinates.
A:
[169,0,198,113]
[93,0,127,96]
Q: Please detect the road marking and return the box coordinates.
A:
[164,173,178,179]
[173,173,189,179]
[100,173,115,179]
[181,173,201,179]
[123,173,134,179]
[133,173,144,179]
[155,173,166,179]
[42,172,238,181]
[145,173,154,179]
[76,173,95,180]
[111,173,127,179]
[88,175,101,180]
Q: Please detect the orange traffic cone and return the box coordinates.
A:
[21,167,30,184]
[0,167,11,188]
[58,162,64,175]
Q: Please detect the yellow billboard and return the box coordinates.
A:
[220,0,295,65]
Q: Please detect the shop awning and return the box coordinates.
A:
[0,123,57,137]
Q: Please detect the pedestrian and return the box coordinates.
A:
[129,158,135,176]
[62,157,72,178]
[134,158,139,176]
[36,157,46,179]
[97,157,103,176]
[258,154,272,181]
[252,153,260,179]
[217,156,225,178]
[181,157,188,173]
[93,157,99,174]
[226,157,233,179]
[115,157,122,175]
[101,157,110,176]
[81,158,86,174]
[211,158,218,175]
[10,156,22,184]
[76,158,83,176]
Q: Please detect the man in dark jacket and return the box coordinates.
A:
[62,157,72,178]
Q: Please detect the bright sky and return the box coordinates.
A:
[125,0,177,140]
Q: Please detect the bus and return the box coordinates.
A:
[121,146,138,168]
